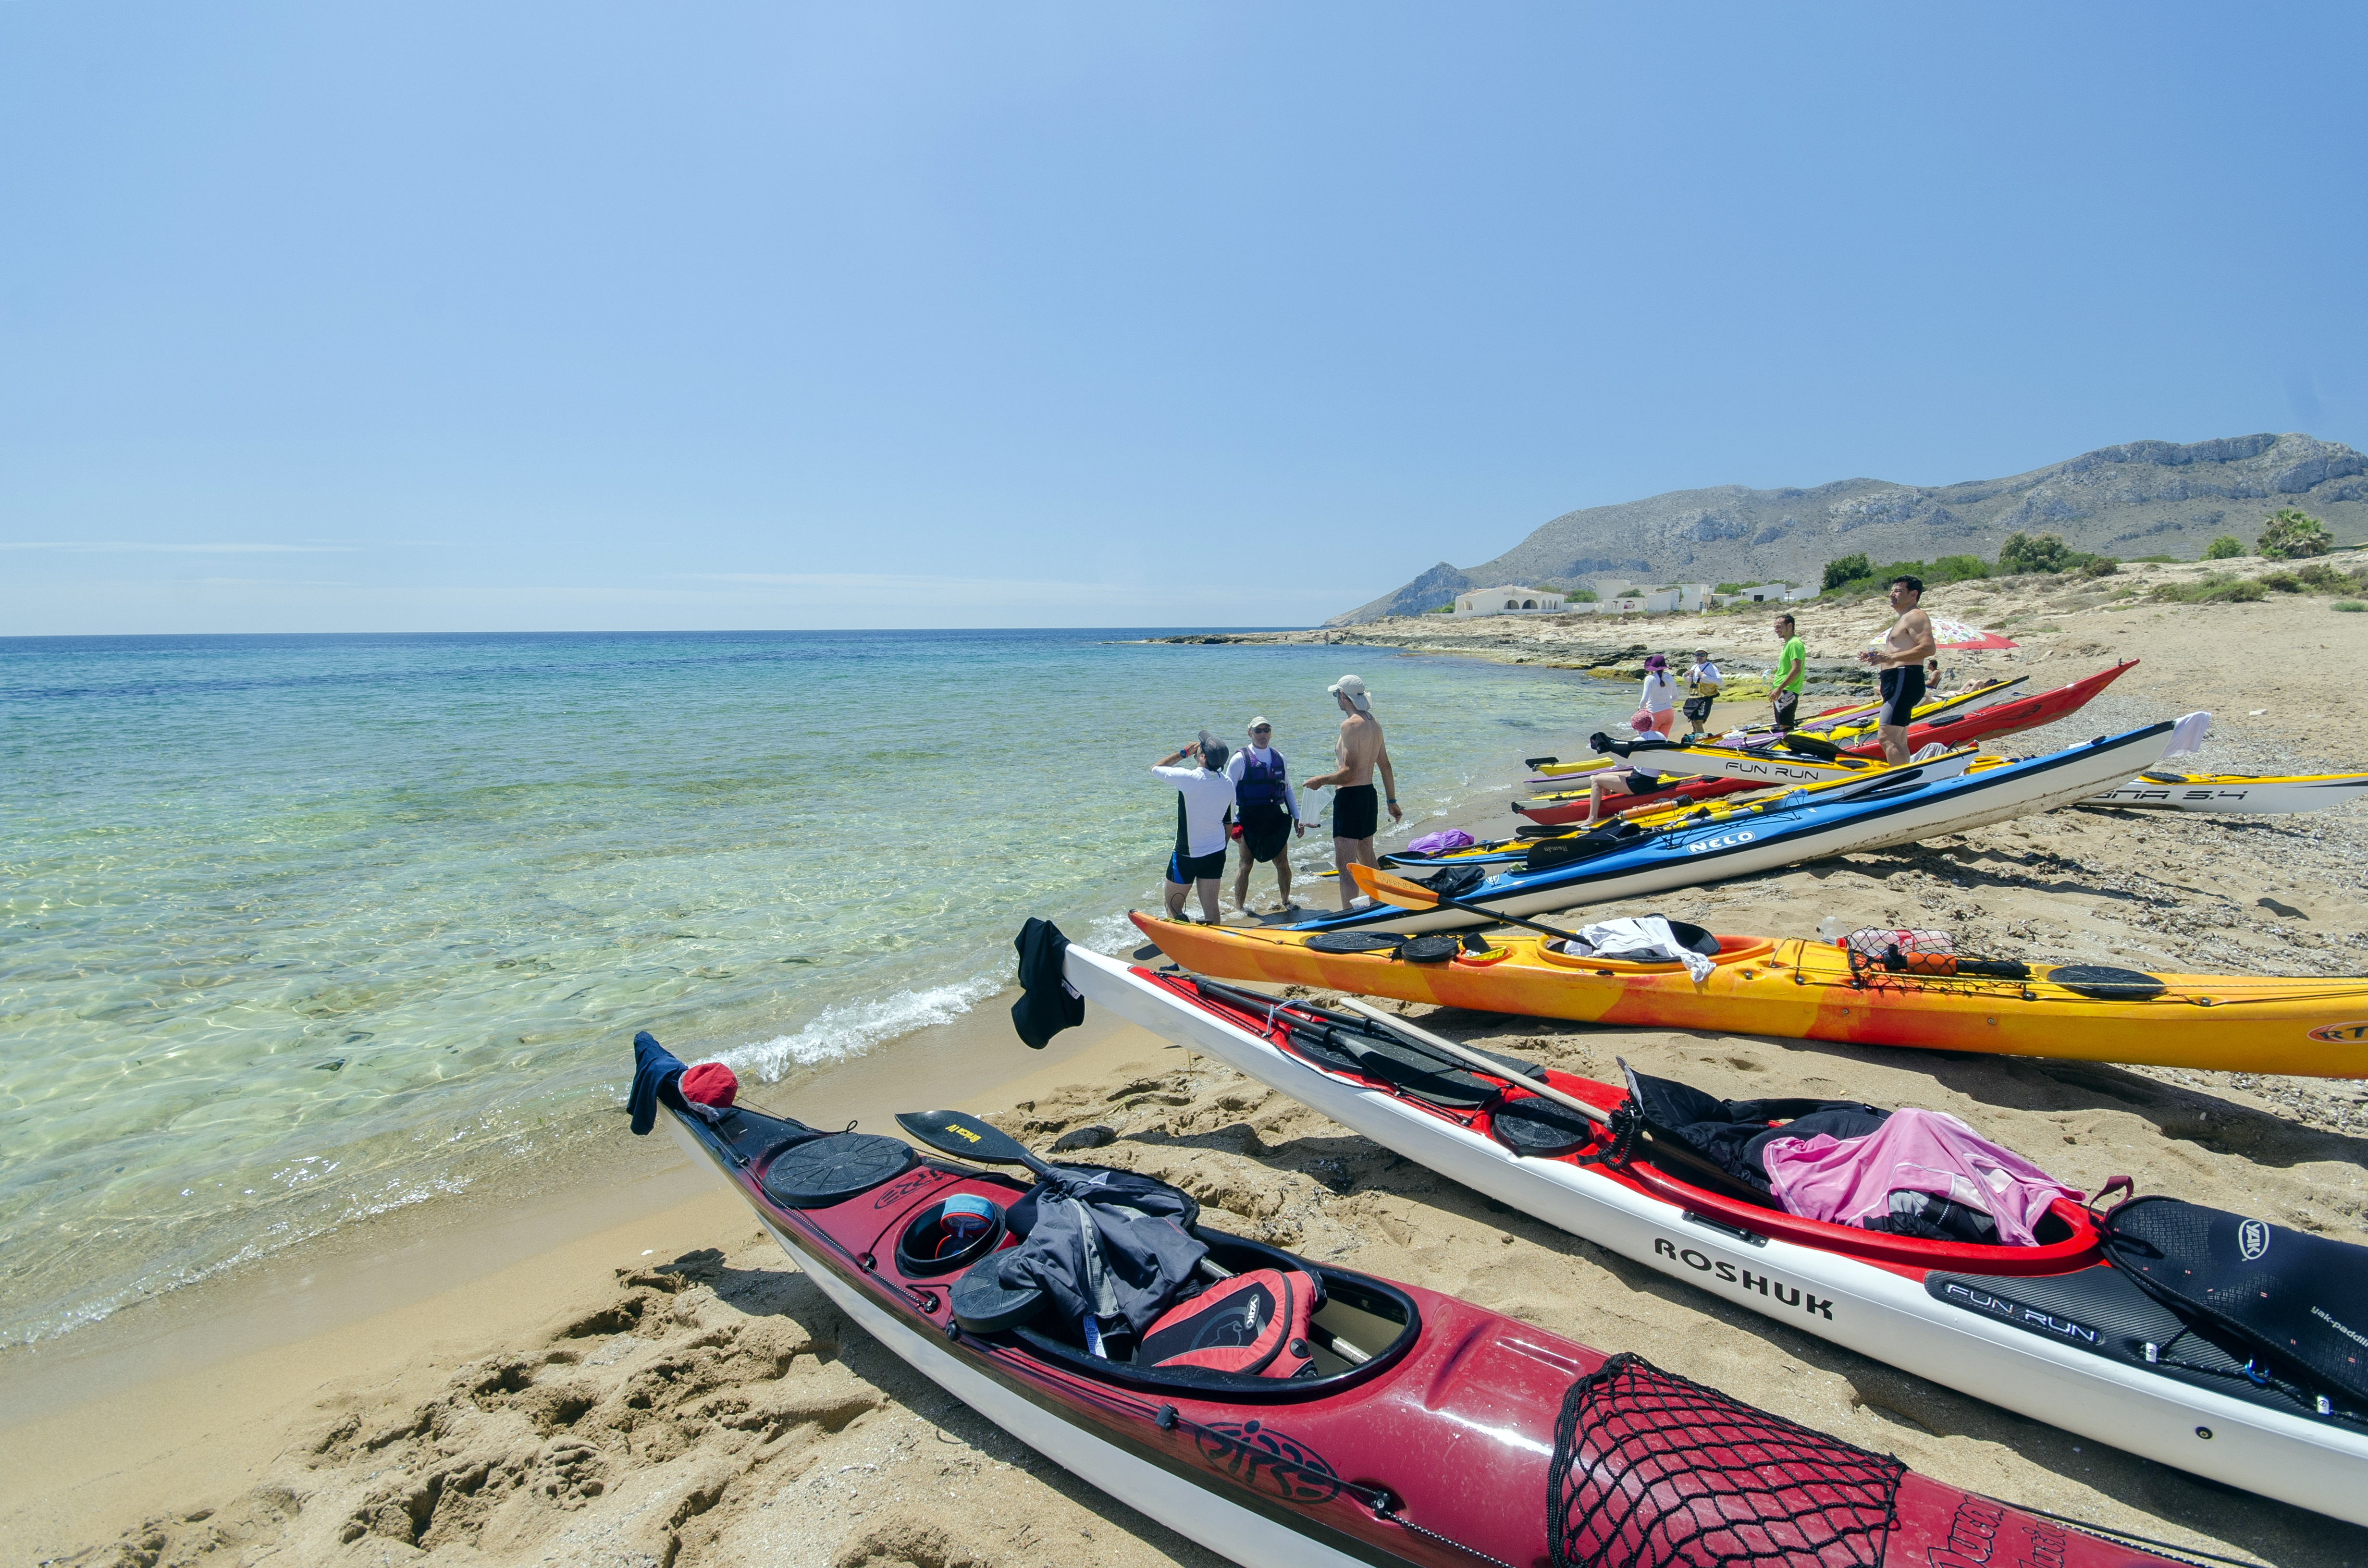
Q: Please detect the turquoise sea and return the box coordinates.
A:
[0,630,1627,1348]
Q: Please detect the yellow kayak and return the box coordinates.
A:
[1131,915,2368,1078]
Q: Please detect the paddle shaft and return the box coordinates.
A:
[1354,863,1590,941]
[1333,998,1611,1130]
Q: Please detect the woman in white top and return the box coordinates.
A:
[1635,654,1678,737]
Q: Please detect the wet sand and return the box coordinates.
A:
[12,577,2368,1567]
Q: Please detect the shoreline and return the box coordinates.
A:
[0,994,1168,1561]
[12,587,2368,1565]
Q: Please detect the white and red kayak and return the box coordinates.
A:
[636,1029,2218,1568]
[1063,944,2368,1527]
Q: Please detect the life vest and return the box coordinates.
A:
[1235,747,1289,810]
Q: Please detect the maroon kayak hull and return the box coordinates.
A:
[647,1061,2189,1568]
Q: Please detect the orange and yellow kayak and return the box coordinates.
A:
[1129,913,2368,1078]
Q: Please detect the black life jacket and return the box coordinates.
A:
[1235,747,1289,810]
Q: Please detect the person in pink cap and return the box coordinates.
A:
[1634,654,1678,737]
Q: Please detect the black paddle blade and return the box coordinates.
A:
[895,1110,1056,1177]
[1524,755,1559,769]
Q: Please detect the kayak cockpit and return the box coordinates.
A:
[1002,1233,1422,1401]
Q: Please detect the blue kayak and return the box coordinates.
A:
[1289,722,2173,936]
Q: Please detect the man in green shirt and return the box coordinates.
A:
[1771,613,1807,731]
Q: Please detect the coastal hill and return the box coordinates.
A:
[1329,431,2368,624]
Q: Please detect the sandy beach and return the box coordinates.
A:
[12,561,2368,1568]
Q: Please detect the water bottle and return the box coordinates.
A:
[1815,915,1848,943]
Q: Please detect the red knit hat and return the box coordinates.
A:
[680,1062,738,1108]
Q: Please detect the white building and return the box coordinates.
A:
[1568,583,1714,615]
[1452,585,1568,618]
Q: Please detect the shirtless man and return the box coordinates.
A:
[1301,674,1401,910]
[1859,575,1938,764]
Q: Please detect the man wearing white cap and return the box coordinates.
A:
[1224,717,1302,912]
[1302,674,1401,910]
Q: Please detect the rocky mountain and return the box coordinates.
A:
[1328,432,2368,625]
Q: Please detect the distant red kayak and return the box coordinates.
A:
[636,1027,2198,1568]
[1516,660,2137,828]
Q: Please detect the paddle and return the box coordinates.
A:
[896,1109,1063,1181]
[1332,999,1610,1131]
[1348,862,1590,943]
[1334,1000,1771,1206]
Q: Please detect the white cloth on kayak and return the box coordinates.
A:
[1554,917,1713,981]
[1760,1107,2082,1248]
[1224,745,1298,821]
[2162,710,2212,760]
[1910,742,1950,762]
[1152,763,1237,857]
[1638,671,1677,713]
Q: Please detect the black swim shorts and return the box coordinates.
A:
[1772,690,1800,731]
[1878,665,1926,727]
[1238,802,1294,864]
[1332,783,1379,841]
[1682,695,1714,723]
[1168,846,1228,884]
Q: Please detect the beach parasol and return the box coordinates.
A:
[1869,613,2018,652]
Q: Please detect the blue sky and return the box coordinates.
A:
[4,3,2362,634]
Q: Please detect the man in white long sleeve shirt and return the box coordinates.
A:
[1223,717,1304,912]
[1150,739,1237,922]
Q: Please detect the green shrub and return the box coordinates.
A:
[2126,554,2181,564]
[2258,509,2331,560]
[2258,571,2303,593]
[2076,557,2120,579]
[2294,563,2358,593]
[2150,574,2268,604]
[1426,602,1456,614]
[2334,600,2366,613]
[1821,553,1872,592]
[1566,587,1599,602]
[1998,531,2074,574]
[1714,581,1761,595]
[1819,553,1989,598]
[2202,536,2245,560]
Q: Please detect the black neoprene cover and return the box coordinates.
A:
[1011,916,1085,1049]
[2102,1194,2368,1405]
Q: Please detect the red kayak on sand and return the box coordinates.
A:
[635,1028,2206,1568]
[1516,661,2137,828]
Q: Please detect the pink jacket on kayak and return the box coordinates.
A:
[1760,1107,2082,1247]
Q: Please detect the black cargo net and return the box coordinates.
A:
[1548,1354,1903,1568]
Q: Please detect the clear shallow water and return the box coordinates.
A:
[0,629,1625,1346]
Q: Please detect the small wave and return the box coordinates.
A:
[721,973,1005,1083]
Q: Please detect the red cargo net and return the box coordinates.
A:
[1549,1354,1903,1568]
